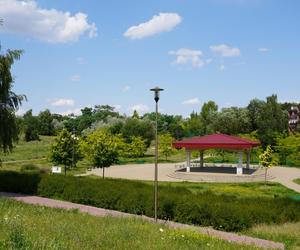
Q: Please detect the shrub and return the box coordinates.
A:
[20,164,39,172]
[1,172,300,232]
[0,171,41,194]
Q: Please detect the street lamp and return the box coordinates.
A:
[150,86,164,222]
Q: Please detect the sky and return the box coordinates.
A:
[0,0,299,117]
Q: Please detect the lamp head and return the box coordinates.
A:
[150,87,164,103]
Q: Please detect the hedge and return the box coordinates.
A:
[1,171,300,232]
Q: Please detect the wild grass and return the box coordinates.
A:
[293,179,300,185]
[0,198,261,250]
[244,222,300,250]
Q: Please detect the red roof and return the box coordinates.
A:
[173,134,260,150]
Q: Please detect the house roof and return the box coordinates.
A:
[172,133,260,150]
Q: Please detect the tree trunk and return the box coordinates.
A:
[102,167,105,179]
[64,165,66,176]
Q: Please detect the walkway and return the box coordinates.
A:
[89,164,300,192]
[269,167,300,193]
[0,192,284,250]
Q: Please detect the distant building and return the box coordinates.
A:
[288,106,299,132]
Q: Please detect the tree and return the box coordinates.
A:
[212,107,251,135]
[23,109,40,141]
[159,133,175,160]
[276,133,300,166]
[38,109,55,135]
[200,101,218,135]
[126,136,147,158]
[259,145,276,185]
[49,129,82,175]
[83,129,119,178]
[121,118,154,148]
[0,46,26,152]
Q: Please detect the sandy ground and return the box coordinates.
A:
[88,164,300,193]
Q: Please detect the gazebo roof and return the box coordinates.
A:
[173,133,260,150]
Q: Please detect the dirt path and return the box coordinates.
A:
[269,167,300,193]
[0,192,284,250]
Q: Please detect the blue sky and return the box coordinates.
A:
[0,0,299,117]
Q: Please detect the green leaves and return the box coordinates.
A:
[259,145,275,168]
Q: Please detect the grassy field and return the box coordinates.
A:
[294,179,300,185]
[0,198,261,250]
[244,222,300,250]
[155,181,299,198]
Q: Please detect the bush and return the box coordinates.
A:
[0,171,41,194]
[1,172,300,232]
[20,164,39,172]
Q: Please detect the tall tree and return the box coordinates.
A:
[0,46,26,152]
[200,101,218,135]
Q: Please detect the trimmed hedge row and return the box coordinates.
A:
[1,171,300,232]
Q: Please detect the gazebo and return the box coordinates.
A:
[172,134,260,175]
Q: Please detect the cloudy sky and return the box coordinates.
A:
[0,0,299,116]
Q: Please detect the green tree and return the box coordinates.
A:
[83,129,119,178]
[23,109,40,141]
[276,133,300,166]
[159,133,175,160]
[38,109,55,135]
[121,118,154,148]
[259,145,276,185]
[213,107,251,135]
[0,46,26,153]
[126,136,147,158]
[49,129,82,175]
[200,101,218,135]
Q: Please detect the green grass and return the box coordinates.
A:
[293,179,300,185]
[244,222,300,250]
[0,198,261,250]
[0,136,55,162]
[154,181,299,198]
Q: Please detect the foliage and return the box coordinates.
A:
[49,129,82,175]
[23,109,40,141]
[200,101,218,135]
[276,133,300,166]
[259,145,275,168]
[121,118,154,147]
[159,133,175,160]
[38,109,55,136]
[1,171,299,232]
[82,129,119,177]
[213,107,251,135]
[125,136,147,158]
[0,47,26,152]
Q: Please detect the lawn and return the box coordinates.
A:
[0,198,261,250]
[244,222,300,250]
[293,179,300,185]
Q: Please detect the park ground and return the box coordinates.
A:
[1,136,300,249]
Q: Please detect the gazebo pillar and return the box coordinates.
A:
[246,150,251,169]
[236,151,243,175]
[186,149,191,172]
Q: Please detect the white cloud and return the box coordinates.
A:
[124,13,182,39]
[0,0,97,43]
[58,108,81,116]
[169,48,204,68]
[122,85,131,92]
[258,48,270,53]
[220,64,225,71]
[50,98,75,107]
[182,98,200,105]
[71,75,80,82]
[127,104,149,114]
[210,44,241,57]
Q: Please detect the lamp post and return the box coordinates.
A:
[150,86,164,222]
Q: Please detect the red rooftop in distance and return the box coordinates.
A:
[173,133,260,150]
